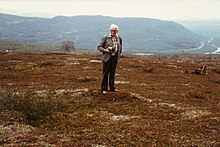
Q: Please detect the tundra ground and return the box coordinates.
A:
[0,52,220,146]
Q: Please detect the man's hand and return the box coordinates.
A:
[103,48,111,53]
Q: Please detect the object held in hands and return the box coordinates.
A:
[108,46,115,51]
[108,46,117,56]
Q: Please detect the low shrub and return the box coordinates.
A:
[38,60,60,67]
[143,66,155,73]
[212,67,220,74]
[0,92,60,126]
[209,79,220,85]
[0,71,20,80]
[186,92,206,100]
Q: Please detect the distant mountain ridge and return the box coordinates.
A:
[0,13,204,51]
[177,20,220,38]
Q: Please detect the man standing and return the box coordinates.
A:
[97,24,123,94]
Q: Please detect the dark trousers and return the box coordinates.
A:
[101,56,118,91]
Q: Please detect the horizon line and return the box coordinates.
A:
[1,11,220,22]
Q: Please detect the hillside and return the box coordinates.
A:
[0,13,204,51]
[177,20,220,38]
[0,39,97,54]
[0,51,220,146]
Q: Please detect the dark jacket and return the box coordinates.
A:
[97,34,122,62]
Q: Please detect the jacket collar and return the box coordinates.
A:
[107,33,119,38]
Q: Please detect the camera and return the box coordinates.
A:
[108,46,115,52]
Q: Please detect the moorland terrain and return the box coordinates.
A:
[0,50,220,146]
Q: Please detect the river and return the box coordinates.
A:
[211,47,220,54]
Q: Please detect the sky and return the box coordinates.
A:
[0,0,220,21]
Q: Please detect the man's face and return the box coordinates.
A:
[110,30,117,36]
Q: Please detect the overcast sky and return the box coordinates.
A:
[0,0,220,20]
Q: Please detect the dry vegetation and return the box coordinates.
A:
[0,51,220,146]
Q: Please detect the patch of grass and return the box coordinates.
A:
[0,71,20,80]
[38,60,62,67]
[39,61,54,67]
[212,67,220,74]
[143,65,155,73]
[128,63,143,68]
[0,56,7,61]
[0,92,64,126]
[209,79,220,85]
[186,92,206,100]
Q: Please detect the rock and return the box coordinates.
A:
[90,60,102,63]
[111,115,128,121]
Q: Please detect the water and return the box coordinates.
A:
[211,47,220,54]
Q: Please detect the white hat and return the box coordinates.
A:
[109,24,119,31]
